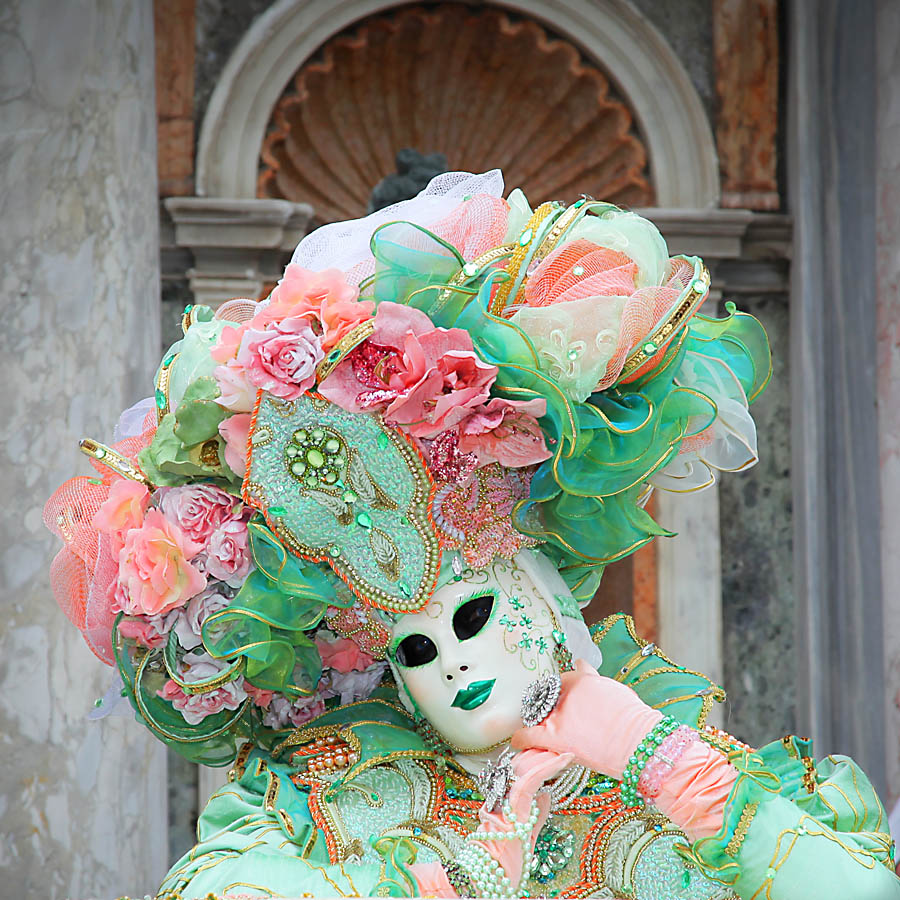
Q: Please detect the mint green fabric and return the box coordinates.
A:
[686,737,899,899]
[158,623,900,899]
[159,747,389,899]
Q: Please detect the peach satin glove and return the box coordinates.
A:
[511,659,663,779]
[511,658,738,841]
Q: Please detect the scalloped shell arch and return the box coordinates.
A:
[257,4,654,222]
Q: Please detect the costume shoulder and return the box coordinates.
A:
[591,613,726,731]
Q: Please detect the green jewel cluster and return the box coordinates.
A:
[286,427,347,489]
[582,773,617,795]
[620,714,680,807]
[442,775,484,803]
[529,823,575,883]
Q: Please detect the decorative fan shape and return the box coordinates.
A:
[258,4,654,222]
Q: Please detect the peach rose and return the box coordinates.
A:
[92,479,149,554]
[252,265,358,329]
[219,413,252,478]
[117,508,207,617]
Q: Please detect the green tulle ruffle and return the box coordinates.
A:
[362,218,771,601]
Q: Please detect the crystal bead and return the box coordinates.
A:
[311,428,324,442]
[572,265,584,276]
[693,280,707,294]
[463,263,479,277]
[291,462,306,476]
[567,348,580,360]
[155,389,166,409]
[377,432,389,449]
[329,546,341,558]
[642,340,658,355]
[324,437,340,454]
[356,512,372,528]
[519,228,533,246]
[398,580,412,597]
[306,448,325,468]
[342,490,357,503]
[162,353,176,368]
[268,505,287,516]
[573,199,585,208]
[294,429,308,443]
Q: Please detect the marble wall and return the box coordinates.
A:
[877,0,900,808]
[0,1,167,897]
[719,294,794,744]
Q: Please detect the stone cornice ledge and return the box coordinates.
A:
[161,200,791,304]
[164,196,313,250]
[163,197,313,304]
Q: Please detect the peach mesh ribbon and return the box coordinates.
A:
[42,411,156,664]
[520,240,700,389]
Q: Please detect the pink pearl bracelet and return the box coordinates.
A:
[637,724,698,800]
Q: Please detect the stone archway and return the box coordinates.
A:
[256,4,654,222]
[195,0,719,208]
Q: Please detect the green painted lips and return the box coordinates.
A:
[451,678,496,710]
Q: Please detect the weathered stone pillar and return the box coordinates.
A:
[0,1,167,897]
[788,0,885,794]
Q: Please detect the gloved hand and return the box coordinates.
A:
[511,658,662,780]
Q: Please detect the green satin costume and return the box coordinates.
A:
[157,615,899,899]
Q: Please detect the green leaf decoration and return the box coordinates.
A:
[174,375,228,446]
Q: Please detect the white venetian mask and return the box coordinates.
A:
[388,554,564,753]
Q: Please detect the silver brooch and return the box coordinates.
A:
[520,671,562,727]
[476,747,516,811]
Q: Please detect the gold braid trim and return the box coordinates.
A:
[725,802,759,857]
[488,202,556,315]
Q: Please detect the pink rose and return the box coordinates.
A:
[158,654,246,725]
[117,508,207,617]
[315,634,375,674]
[320,302,497,438]
[219,413,252,477]
[252,265,358,329]
[117,609,180,649]
[262,695,326,729]
[92,479,149,553]
[324,663,387,705]
[172,586,231,650]
[204,519,252,587]
[214,360,257,412]
[236,317,324,400]
[458,397,552,468]
[160,483,239,547]
[244,683,275,709]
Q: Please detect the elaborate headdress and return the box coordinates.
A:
[44,171,769,763]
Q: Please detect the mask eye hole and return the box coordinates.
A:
[395,633,438,668]
[453,594,495,641]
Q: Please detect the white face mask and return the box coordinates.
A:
[388,556,561,753]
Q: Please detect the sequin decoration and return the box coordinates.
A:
[244,393,441,614]
[432,464,539,567]
[631,830,736,900]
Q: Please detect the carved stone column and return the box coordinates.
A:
[0,1,167,896]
